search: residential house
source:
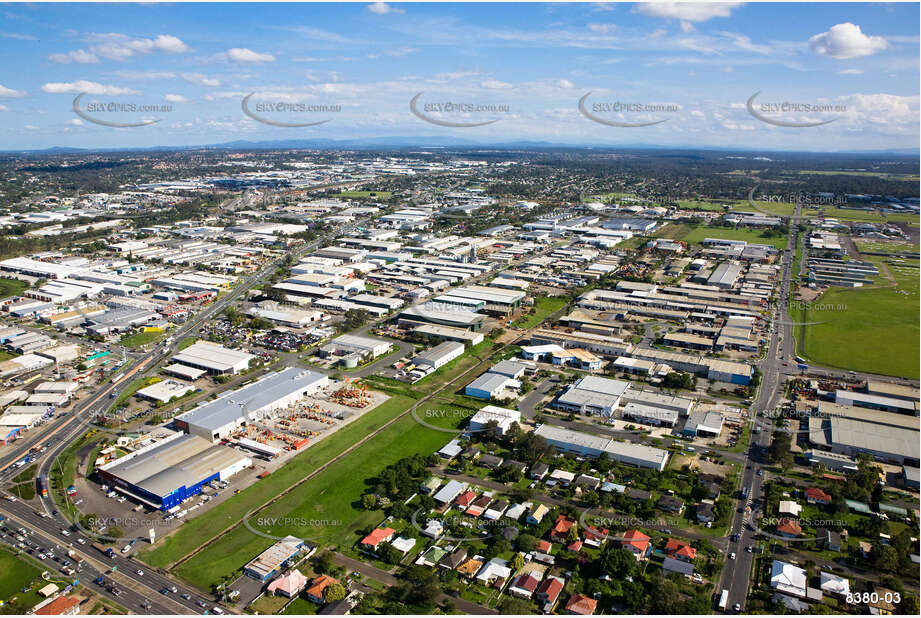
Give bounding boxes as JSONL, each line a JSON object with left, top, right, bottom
{"left": 805, "top": 487, "right": 832, "bottom": 505}
{"left": 777, "top": 518, "right": 802, "bottom": 539}
{"left": 305, "top": 574, "right": 340, "bottom": 604}
{"left": 359, "top": 527, "right": 396, "bottom": 552}
{"left": 565, "top": 593, "right": 598, "bottom": 615}
{"left": 438, "top": 548, "right": 468, "bottom": 571}
{"left": 657, "top": 495, "right": 684, "bottom": 513}
{"left": 696, "top": 502, "right": 715, "bottom": 523}
{"left": 536, "top": 575, "right": 565, "bottom": 613}
{"left": 527, "top": 503, "right": 550, "bottom": 525}
{"left": 551, "top": 515, "right": 577, "bottom": 542}
{"left": 664, "top": 538, "right": 697, "bottom": 562}
{"left": 530, "top": 462, "right": 549, "bottom": 479}
{"left": 268, "top": 570, "right": 309, "bottom": 598}
{"left": 620, "top": 529, "right": 652, "bottom": 560}
{"left": 509, "top": 573, "right": 542, "bottom": 599}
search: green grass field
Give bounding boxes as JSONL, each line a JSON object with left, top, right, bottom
{"left": 797, "top": 170, "right": 920, "bottom": 182}
{"left": 675, "top": 200, "right": 728, "bottom": 211}
{"left": 172, "top": 400, "right": 464, "bottom": 590}
{"left": 513, "top": 296, "right": 568, "bottom": 329}
{"left": 0, "top": 547, "right": 45, "bottom": 611}
{"left": 794, "top": 258, "right": 920, "bottom": 378}
{"left": 661, "top": 224, "right": 789, "bottom": 250}
{"left": 139, "top": 394, "right": 416, "bottom": 569}
{"left": 337, "top": 190, "right": 392, "bottom": 199}
{"left": 0, "top": 278, "right": 28, "bottom": 300}
{"left": 119, "top": 330, "right": 163, "bottom": 349}
{"left": 856, "top": 240, "right": 920, "bottom": 254}
{"left": 739, "top": 200, "right": 796, "bottom": 217}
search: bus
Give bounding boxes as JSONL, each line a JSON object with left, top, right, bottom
{"left": 794, "top": 355, "right": 806, "bottom": 364}
{"left": 38, "top": 473, "right": 48, "bottom": 498}
{"left": 718, "top": 589, "right": 729, "bottom": 611}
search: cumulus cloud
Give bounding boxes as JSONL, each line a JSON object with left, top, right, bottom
{"left": 0, "top": 84, "right": 27, "bottom": 98}
{"left": 164, "top": 93, "right": 188, "bottom": 103}
{"left": 226, "top": 48, "right": 275, "bottom": 63}
{"left": 838, "top": 68, "right": 864, "bottom": 75}
{"left": 368, "top": 2, "right": 404, "bottom": 15}
{"left": 49, "top": 33, "right": 189, "bottom": 64}
{"left": 40, "top": 80, "right": 139, "bottom": 95}
{"left": 809, "top": 23, "right": 887, "bottom": 59}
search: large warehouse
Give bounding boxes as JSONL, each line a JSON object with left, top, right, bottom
{"left": 808, "top": 416, "right": 920, "bottom": 466}
{"left": 175, "top": 367, "right": 329, "bottom": 441}
{"left": 97, "top": 433, "right": 251, "bottom": 511}
{"left": 172, "top": 341, "right": 256, "bottom": 375}
{"left": 534, "top": 424, "right": 669, "bottom": 471}
{"left": 554, "top": 376, "right": 630, "bottom": 416}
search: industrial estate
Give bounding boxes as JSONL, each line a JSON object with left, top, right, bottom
{"left": 0, "top": 2, "right": 918, "bottom": 617}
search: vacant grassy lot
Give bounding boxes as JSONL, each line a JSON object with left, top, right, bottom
{"left": 337, "top": 190, "right": 392, "bottom": 199}
{"left": 797, "top": 170, "right": 920, "bottom": 182}
{"left": 173, "top": 402, "right": 462, "bottom": 590}
{"left": 738, "top": 200, "right": 796, "bottom": 217}
{"left": 676, "top": 200, "right": 727, "bottom": 211}
{"left": 139, "top": 393, "right": 415, "bottom": 569}
{"left": 856, "top": 240, "right": 919, "bottom": 254}
{"left": 794, "top": 259, "right": 920, "bottom": 379}
{"left": 0, "top": 547, "right": 44, "bottom": 610}
{"left": 665, "top": 225, "right": 789, "bottom": 250}
{"left": 0, "top": 277, "right": 28, "bottom": 300}
{"left": 514, "top": 296, "right": 568, "bottom": 329}
{"left": 119, "top": 330, "right": 162, "bottom": 349}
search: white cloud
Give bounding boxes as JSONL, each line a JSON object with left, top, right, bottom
{"left": 636, "top": 2, "right": 742, "bottom": 23}
{"left": 838, "top": 68, "right": 864, "bottom": 75}
{"left": 554, "top": 78, "right": 575, "bottom": 89}
{"left": 0, "top": 105, "right": 8, "bottom": 111}
{"left": 50, "top": 33, "right": 189, "bottom": 64}
{"left": 182, "top": 73, "right": 221, "bottom": 87}
{"left": 164, "top": 94, "right": 188, "bottom": 103}
{"left": 48, "top": 49, "right": 99, "bottom": 64}
{"left": 226, "top": 48, "right": 275, "bottom": 63}
{"left": 1, "top": 31, "right": 36, "bottom": 40}
{"left": 40, "top": 80, "right": 139, "bottom": 95}
{"left": 809, "top": 23, "right": 887, "bottom": 59}
{"left": 0, "top": 84, "right": 27, "bottom": 98}
{"left": 587, "top": 23, "right": 614, "bottom": 35}
{"left": 68, "top": 118, "right": 84, "bottom": 126}
{"left": 368, "top": 2, "right": 404, "bottom": 15}
{"left": 117, "top": 70, "right": 177, "bottom": 80}
{"left": 481, "top": 79, "right": 513, "bottom": 89}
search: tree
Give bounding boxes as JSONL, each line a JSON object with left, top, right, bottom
{"left": 377, "top": 542, "right": 402, "bottom": 565}
{"left": 516, "top": 533, "right": 537, "bottom": 552}
{"left": 499, "top": 597, "right": 534, "bottom": 615}
{"left": 600, "top": 547, "right": 636, "bottom": 579}
{"left": 362, "top": 494, "right": 378, "bottom": 510}
{"left": 648, "top": 577, "right": 681, "bottom": 614}
{"left": 511, "top": 553, "right": 524, "bottom": 571}
{"left": 313, "top": 552, "right": 335, "bottom": 575}
{"left": 325, "top": 582, "right": 346, "bottom": 602}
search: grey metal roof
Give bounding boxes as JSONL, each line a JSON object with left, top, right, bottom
{"left": 177, "top": 367, "right": 327, "bottom": 432}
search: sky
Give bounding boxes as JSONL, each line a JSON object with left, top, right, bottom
{"left": 0, "top": 1, "right": 918, "bottom": 152}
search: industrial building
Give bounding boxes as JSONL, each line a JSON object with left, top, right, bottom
{"left": 175, "top": 367, "right": 329, "bottom": 441}
{"left": 172, "top": 341, "right": 256, "bottom": 375}
{"left": 397, "top": 305, "right": 485, "bottom": 331}
{"left": 243, "top": 536, "right": 305, "bottom": 581}
{"left": 834, "top": 389, "right": 919, "bottom": 415}
{"left": 465, "top": 371, "right": 521, "bottom": 401}
{"left": 413, "top": 341, "right": 465, "bottom": 370}
{"left": 682, "top": 410, "right": 725, "bottom": 438}
{"left": 412, "top": 324, "right": 484, "bottom": 346}
{"left": 468, "top": 405, "right": 521, "bottom": 435}
{"left": 135, "top": 380, "right": 196, "bottom": 405}
{"left": 534, "top": 424, "right": 669, "bottom": 471}
{"left": 97, "top": 432, "right": 252, "bottom": 511}
{"left": 808, "top": 416, "right": 920, "bottom": 466}
{"left": 554, "top": 376, "right": 630, "bottom": 416}
{"left": 322, "top": 334, "right": 392, "bottom": 360}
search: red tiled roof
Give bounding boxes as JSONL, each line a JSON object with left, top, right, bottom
{"left": 455, "top": 490, "right": 477, "bottom": 507}
{"left": 566, "top": 593, "right": 598, "bottom": 615}
{"left": 665, "top": 538, "right": 697, "bottom": 560}
{"left": 360, "top": 527, "right": 395, "bottom": 548}
{"left": 537, "top": 576, "right": 565, "bottom": 602}
{"left": 552, "top": 514, "right": 576, "bottom": 537}
{"left": 567, "top": 540, "right": 583, "bottom": 552}
{"left": 35, "top": 597, "right": 81, "bottom": 616}
{"left": 621, "top": 529, "right": 650, "bottom": 552}
{"left": 535, "top": 539, "right": 553, "bottom": 553}
{"left": 805, "top": 487, "right": 832, "bottom": 502}
{"left": 777, "top": 518, "right": 802, "bottom": 536}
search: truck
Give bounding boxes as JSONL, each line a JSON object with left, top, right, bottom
{"left": 718, "top": 589, "right": 729, "bottom": 611}
{"left": 66, "top": 549, "right": 84, "bottom": 566}
{"left": 92, "top": 542, "right": 115, "bottom": 559}
{"left": 797, "top": 363, "right": 809, "bottom": 372}
{"left": 38, "top": 474, "right": 48, "bottom": 498}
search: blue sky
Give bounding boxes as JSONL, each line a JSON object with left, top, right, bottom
{"left": 0, "top": 2, "right": 918, "bottom": 151}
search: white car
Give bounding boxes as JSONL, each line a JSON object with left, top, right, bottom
{"left": 60, "top": 529, "right": 70, "bottom": 536}
{"left": 729, "top": 552, "right": 736, "bottom": 560}
{"left": 136, "top": 569, "right": 144, "bottom": 576}
{"left": 76, "top": 538, "right": 86, "bottom": 545}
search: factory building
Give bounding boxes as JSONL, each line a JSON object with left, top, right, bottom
{"left": 534, "top": 424, "right": 669, "bottom": 471}
{"left": 175, "top": 368, "right": 328, "bottom": 442}
{"left": 413, "top": 341, "right": 465, "bottom": 370}
{"left": 172, "top": 341, "right": 256, "bottom": 375}
{"left": 97, "top": 433, "right": 252, "bottom": 511}
{"left": 554, "top": 376, "right": 630, "bottom": 416}
{"left": 469, "top": 405, "right": 521, "bottom": 435}
{"left": 808, "top": 416, "right": 920, "bottom": 466}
